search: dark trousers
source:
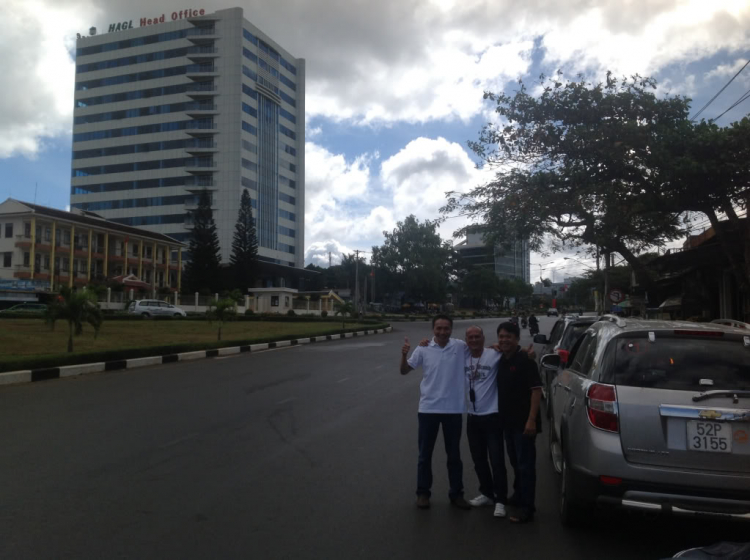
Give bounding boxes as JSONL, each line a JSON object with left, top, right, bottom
{"left": 505, "top": 430, "right": 537, "bottom": 513}
{"left": 417, "top": 413, "right": 463, "bottom": 499}
{"left": 467, "top": 413, "right": 507, "bottom": 504}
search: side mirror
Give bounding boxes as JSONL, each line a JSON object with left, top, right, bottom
{"left": 533, "top": 334, "right": 548, "bottom": 344}
{"left": 540, "top": 353, "right": 561, "bottom": 370}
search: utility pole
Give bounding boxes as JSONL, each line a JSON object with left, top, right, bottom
{"left": 363, "top": 271, "right": 367, "bottom": 314}
{"left": 371, "top": 271, "right": 375, "bottom": 303}
{"left": 603, "top": 251, "right": 611, "bottom": 314}
{"left": 354, "top": 249, "right": 360, "bottom": 317}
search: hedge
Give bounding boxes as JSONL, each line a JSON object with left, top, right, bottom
{"left": 0, "top": 322, "right": 390, "bottom": 373}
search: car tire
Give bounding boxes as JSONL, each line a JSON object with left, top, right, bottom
{"left": 141, "top": 312, "right": 150, "bottom": 318}
{"left": 549, "top": 426, "right": 562, "bottom": 474}
{"left": 174, "top": 313, "right": 182, "bottom": 318}
{"left": 560, "top": 453, "right": 586, "bottom": 527}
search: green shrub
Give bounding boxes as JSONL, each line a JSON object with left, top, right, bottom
{"left": 321, "top": 310, "right": 328, "bottom": 317}
{"left": 287, "top": 309, "right": 296, "bottom": 316}
{"left": 244, "top": 309, "right": 255, "bottom": 316}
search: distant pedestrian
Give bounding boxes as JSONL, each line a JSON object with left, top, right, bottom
{"left": 495, "top": 321, "right": 543, "bottom": 523}
{"left": 400, "top": 315, "right": 471, "bottom": 510}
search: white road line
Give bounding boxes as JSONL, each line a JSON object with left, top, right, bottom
{"left": 337, "top": 377, "right": 350, "bottom": 383}
{"left": 276, "top": 397, "right": 296, "bottom": 405}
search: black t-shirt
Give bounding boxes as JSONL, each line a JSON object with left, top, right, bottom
{"left": 497, "top": 347, "right": 543, "bottom": 434}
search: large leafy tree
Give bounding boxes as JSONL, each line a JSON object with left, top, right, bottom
{"left": 460, "top": 267, "right": 502, "bottom": 307}
{"left": 443, "top": 73, "right": 691, "bottom": 290}
{"left": 184, "top": 189, "right": 222, "bottom": 293}
{"left": 371, "top": 215, "right": 453, "bottom": 303}
{"left": 229, "top": 189, "right": 259, "bottom": 290}
{"left": 45, "top": 287, "right": 103, "bottom": 353}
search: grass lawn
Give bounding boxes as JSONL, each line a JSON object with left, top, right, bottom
{"left": 0, "top": 319, "right": 376, "bottom": 360}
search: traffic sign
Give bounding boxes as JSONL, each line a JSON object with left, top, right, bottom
{"left": 609, "top": 289, "right": 625, "bottom": 303}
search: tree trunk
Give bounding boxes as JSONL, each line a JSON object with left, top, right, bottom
{"left": 68, "top": 323, "right": 74, "bottom": 353}
{"left": 218, "top": 324, "right": 222, "bottom": 341}
{"left": 607, "top": 239, "right": 657, "bottom": 303}
{"left": 705, "top": 208, "right": 750, "bottom": 296}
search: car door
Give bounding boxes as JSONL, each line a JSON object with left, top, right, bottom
{"left": 552, "top": 332, "right": 596, "bottom": 443}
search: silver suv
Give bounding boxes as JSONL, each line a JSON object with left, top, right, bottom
{"left": 541, "top": 316, "right": 750, "bottom": 525}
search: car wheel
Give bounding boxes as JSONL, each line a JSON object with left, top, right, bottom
{"left": 174, "top": 313, "right": 182, "bottom": 318}
{"left": 560, "top": 454, "right": 586, "bottom": 527}
{"left": 141, "top": 312, "right": 150, "bottom": 318}
{"left": 549, "top": 427, "right": 562, "bottom": 474}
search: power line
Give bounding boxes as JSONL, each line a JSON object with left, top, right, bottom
{"left": 691, "top": 57, "right": 750, "bottom": 121}
{"left": 711, "top": 86, "right": 750, "bottom": 122}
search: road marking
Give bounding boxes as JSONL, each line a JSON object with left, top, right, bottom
{"left": 337, "top": 377, "right": 350, "bottom": 383}
{"left": 276, "top": 397, "right": 296, "bottom": 405}
{"left": 216, "top": 355, "right": 239, "bottom": 360}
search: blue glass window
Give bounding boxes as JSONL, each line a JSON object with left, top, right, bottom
{"left": 280, "top": 58, "right": 297, "bottom": 75}
{"left": 279, "top": 175, "right": 296, "bottom": 189}
{"left": 241, "top": 177, "right": 257, "bottom": 190}
{"left": 109, "top": 214, "right": 187, "bottom": 226}
{"left": 241, "top": 102, "right": 257, "bottom": 118}
{"left": 74, "top": 101, "right": 214, "bottom": 125}
{"left": 76, "top": 65, "right": 188, "bottom": 91}
{"left": 76, "top": 82, "right": 202, "bottom": 108}
{"left": 72, "top": 157, "right": 200, "bottom": 177}
{"left": 242, "top": 65, "right": 257, "bottom": 82}
{"left": 243, "top": 29, "right": 259, "bottom": 45}
{"left": 282, "top": 144, "right": 296, "bottom": 157}
{"left": 242, "top": 121, "right": 258, "bottom": 136}
{"left": 279, "top": 74, "right": 296, "bottom": 92}
{"left": 258, "top": 58, "right": 279, "bottom": 78}
{"left": 278, "top": 209, "right": 296, "bottom": 222}
{"left": 72, "top": 194, "right": 193, "bottom": 211}
{"left": 70, "top": 176, "right": 189, "bottom": 195}
{"left": 73, "top": 119, "right": 214, "bottom": 142}
{"left": 76, "top": 29, "right": 193, "bottom": 57}
{"left": 279, "top": 125, "right": 296, "bottom": 140}
{"left": 279, "top": 108, "right": 296, "bottom": 124}
{"left": 278, "top": 243, "right": 295, "bottom": 254}
{"left": 242, "top": 47, "right": 258, "bottom": 64}
{"left": 77, "top": 47, "right": 189, "bottom": 74}
{"left": 278, "top": 226, "right": 296, "bottom": 238}
{"left": 242, "top": 84, "right": 257, "bottom": 99}
{"left": 241, "top": 158, "right": 258, "bottom": 172}
{"left": 279, "top": 91, "right": 296, "bottom": 108}
{"left": 279, "top": 193, "right": 296, "bottom": 205}
{"left": 242, "top": 139, "right": 257, "bottom": 154}
{"left": 279, "top": 160, "right": 296, "bottom": 173}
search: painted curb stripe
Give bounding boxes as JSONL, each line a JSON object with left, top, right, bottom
{"left": 31, "top": 368, "right": 60, "bottom": 382}
{"left": 0, "top": 326, "right": 391, "bottom": 386}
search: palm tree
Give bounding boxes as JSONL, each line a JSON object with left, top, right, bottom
{"left": 208, "top": 298, "right": 237, "bottom": 341}
{"left": 334, "top": 301, "right": 354, "bottom": 330}
{"left": 45, "top": 287, "right": 103, "bottom": 353}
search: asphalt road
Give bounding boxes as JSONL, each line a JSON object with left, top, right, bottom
{"left": 1, "top": 316, "right": 746, "bottom": 559}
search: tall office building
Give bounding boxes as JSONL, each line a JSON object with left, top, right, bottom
{"left": 455, "top": 231, "right": 531, "bottom": 283}
{"left": 71, "top": 7, "right": 305, "bottom": 269}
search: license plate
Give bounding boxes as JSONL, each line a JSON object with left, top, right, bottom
{"left": 686, "top": 421, "right": 732, "bottom": 453}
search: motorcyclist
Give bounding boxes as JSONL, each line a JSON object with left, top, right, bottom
{"left": 528, "top": 313, "right": 539, "bottom": 335}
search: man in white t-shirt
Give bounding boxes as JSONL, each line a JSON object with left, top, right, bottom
{"left": 400, "top": 314, "right": 471, "bottom": 510}
{"left": 463, "top": 326, "right": 508, "bottom": 518}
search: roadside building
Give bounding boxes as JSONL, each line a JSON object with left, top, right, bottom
{"left": 455, "top": 230, "right": 531, "bottom": 282}
{"left": 0, "top": 199, "right": 184, "bottom": 305}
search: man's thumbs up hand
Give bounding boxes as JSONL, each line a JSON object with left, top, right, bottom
{"left": 402, "top": 337, "right": 411, "bottom": 356}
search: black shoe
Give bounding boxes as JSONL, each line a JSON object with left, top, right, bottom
{"left": 450, "top": 496, "right": 471, "bottom": 510}
{"left": 416, "top": 495, "right": 430, "bottom": 509}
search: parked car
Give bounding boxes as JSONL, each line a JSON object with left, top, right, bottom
{"left": 0, "top": 303, "right": 48, "bottom": 314}
{"left": 711, "top": 318, "right": 750, "bottom": 330}
{"left": 534, "top": 314, "right": 599, "bottom": 406}
{"left": 548, "top": 308, "right": 559, "bottom": 317}
{"left": 127, "top": 300, "right": 186, "bottom": 318}
{"left": 542, "top": 316, "right": 750, "bottom": 526}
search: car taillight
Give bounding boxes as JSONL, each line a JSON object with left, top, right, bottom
{"left": 557, "top": 348, "right": 570, "bottom": 365}
{"left": 586, "top": 383, "right": 619, "bottom": 433}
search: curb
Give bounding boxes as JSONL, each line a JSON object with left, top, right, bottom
{"left": 0, "top": 327, "right": 393, "bottom": 387}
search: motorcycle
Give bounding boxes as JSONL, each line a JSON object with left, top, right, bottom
{"left": 521, "top": 318, "right": 528, "bottom": 329}
{"left": 529, "top": 323, "right": 539, "bottom": 336}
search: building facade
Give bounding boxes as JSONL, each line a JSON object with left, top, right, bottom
{"left": 455, "top": 231, "right": 531, "bottom": 283}
{"left": 0, "top": 199, "right": 184, "bottom": 302}
{"left": 70, "top": 7, "right": 305, "bottom": 268}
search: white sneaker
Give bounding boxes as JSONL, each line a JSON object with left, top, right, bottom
{"left": 494, "top": 503, "right": 507, "bottom": 518}
{"left": 469, "top": 494, "right": 493, "bottom": 507}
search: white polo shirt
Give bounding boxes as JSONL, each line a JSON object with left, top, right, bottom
{"left": 407, "top": 338, "right": 469, "bottom": 414}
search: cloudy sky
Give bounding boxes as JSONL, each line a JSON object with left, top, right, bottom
{"left": 1, "top": 0, "right": 749, "bottom": 279}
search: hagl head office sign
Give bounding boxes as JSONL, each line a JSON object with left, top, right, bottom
{"left": 108, "top": 9, "right": 205, "bottom": 33}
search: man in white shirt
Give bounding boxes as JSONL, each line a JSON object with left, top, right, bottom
{"left": 400, "top": 314, "right": 471, "bottom": 510}
{"left": 463, "top": 326, "right": 508, "bottom": 518}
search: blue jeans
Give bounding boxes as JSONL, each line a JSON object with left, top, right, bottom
{"left": 417, "top": 413, "right": 463, "bottom": 499}
{"left": 505, "top": 431, "right": 537, "bottom": 514}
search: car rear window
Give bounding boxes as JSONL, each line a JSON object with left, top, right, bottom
{"left": 612, "top": 337, "right": 750, "bottom": 391}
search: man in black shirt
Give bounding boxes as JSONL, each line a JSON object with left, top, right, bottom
{"left": 496, "top": 321, "right": 542, "bottom": 523}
